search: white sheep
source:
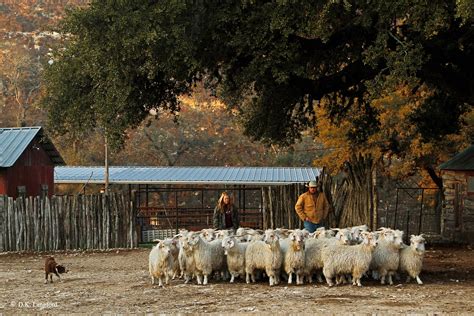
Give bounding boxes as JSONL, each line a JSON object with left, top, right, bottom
{"left": 200, "top": 228, "right": 217, "bottom": 242}
{"left": 282, "top": 229, "right": 306, "bottom": 285}
{"left": 321, "top": 231, "right": 378, "bottom": 287}
{"left": 149, "top": 240, "right": 172, "bottom": 287}
{"left": 178, "top": 232, "right": 196, "bottom": 283}
{"left": 370, "top": 229, "right": 404, "bottom": 285}
{"left": 399, "top": 234, "right": 426, "bottom": 285}
{"left": 221, "top": 236, "right": 248, "bottom": 283}
{"left": 303, "top": 229, "right": 351, "bottom": 284}
{"left": 161, "top": 237, "right": 181, "bottom": 279}
{"left": 186, "top": 231, "right": 225, "bottom": 285}
{"left": 245, "top": 229, "right": 282, "bottom": 286}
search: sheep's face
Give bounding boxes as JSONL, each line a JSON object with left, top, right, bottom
{"left": 200, "top": 229, "right": 215, "bottom": 242}
{"left": 336, "top": 229, "right": 351, "bottom": 245}
{"left": 290, "top": 231, "right": 305, "bottom": 251}
{"left": 361, "top": 232, "right": 377, "bottom": 248}
{"left": 216, "top": 229, "right": 231, "bottom": 240}
{"left": 393, "top": 230, "right": 404, "bottom": 248}
{"left": 187, "top": 233, "right": 201, "bottom": 246}
{"left": 221, "top": 237, "right": 235, "bottom": 249}
{"left": 158, "top": 243, "right": 171, "bottom": 257}
{"left": 263, "top": 230, "right": 279, "bottom": 244}
{"left": 410, "top": 235, "right": 426, "bottom": 253}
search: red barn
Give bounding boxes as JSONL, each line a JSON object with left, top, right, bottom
{"left": 0, "top": 127, "right": 64, "bottom": 198}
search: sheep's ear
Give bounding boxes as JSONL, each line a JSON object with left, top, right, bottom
{"left": 290, "top": 233, "right": 296, "bottom": 241}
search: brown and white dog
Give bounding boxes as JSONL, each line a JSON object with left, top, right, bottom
{"left": 44, "top": 257, "right": 67, "bottom": 284}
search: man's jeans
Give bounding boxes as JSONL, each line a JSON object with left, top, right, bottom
{"left": 304, "top": 221, "right": 323, "bottom": 233}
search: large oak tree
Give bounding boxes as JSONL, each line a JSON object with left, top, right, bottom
{"left": 42, "top": 1, "right": 473, "bottom": 186}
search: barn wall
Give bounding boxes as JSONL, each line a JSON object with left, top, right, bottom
{"left": 441, "top": 170, "right": 474, "bottom": 243}
{"left": 0, "top": 169, "right": 7, "bottom": 195}
{"left": 4, "top": 138, "right": 55, "bottom": 198}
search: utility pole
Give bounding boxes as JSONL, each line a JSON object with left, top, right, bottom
{"left": 104, "top": 133, "right": 109, "bottom": 195}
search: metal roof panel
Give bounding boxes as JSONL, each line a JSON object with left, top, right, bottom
{"left": 55, "top": 166, "right": 321, "bottom": 185}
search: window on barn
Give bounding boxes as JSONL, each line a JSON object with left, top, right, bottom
{"left": 468, "top": 176, "right": 474, "bottom": 193}
{"left": 17, "top": 186, "right": 26, "bottom": 198}
{"left": 41, "top": 184, "right": 48, "bottom": 198}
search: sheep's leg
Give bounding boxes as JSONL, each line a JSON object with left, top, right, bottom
{"left": 196, "top": 274, "right": 202, "bottom": 285}
{"left": 317, "top": 272, "right": 324, "bottom": 283}
{"left": 246, "top": 272, "right": 251, "bottom": 284}
{"left": 230, "top": 274, "right": 235, "bottom": 283}
{"left": 165, "top": 273, "right": 170, "bottom": 285}
{"left": 288, "top": 272, "right": 293, "bottom": 284}
{"left": 203, "top": 274, "right": 209, "bottom": 285}
{"left": 45, "top": 272, "right": 49, "bottom": 284}
{"left": 151, "top": 276, "right": 155, "bottom": 285}
{"left": 158, "top": 277, "right": 163, "bottom": 287}
{"left": 269, "top": 275, "right": 274, "bottom": 286}
{"left": 50, "top": 274, "right": 53, "bottom": 283}
{"left": 405, "top": 276, "right": 411, "bottom": 283}
{"left": 296, "top": 274, "right": 302, "bottom": 285}
{"left": 336, "top": 275, "right": 344, "bottom": 285}
{"left": 380, "top": 270, "right": 387, "bottom": 285}
{"left": 251, "top": 272, "right": 256, "bottom": 283}
{"left": 308, "top": 274, "right": 313, "bottom": 284}
{"left": 415, "top": 275, "right": 423, "bottom": 285}
{"left": 324, "top": 272, "right": 334, "bottom": 287}
{"left": 388, "top": 272, "right": 394, "bottom": 285}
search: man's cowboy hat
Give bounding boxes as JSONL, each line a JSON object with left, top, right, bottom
{"left": 306, "top": 180, "right": 318, "bottom": 188}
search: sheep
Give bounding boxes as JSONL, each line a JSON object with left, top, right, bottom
{"left": 303, "top": 229, "right": 351, "bottom": 284}
{"left": 178, "top": 233, "right": 196, "bottom": 284}
{"left": 186, "top": 231, "right": 226, "bottom": 285}
{"left": 236, "top": 228, "right": 263, "bottom": 242}
{"left": 245, "top": 229, "right": 282, "bottom": 286}
{"left": 399, "top": 234, "right": 426, "bottom": 285}
{"left": 155, "top": 237, "right": 180, "bottom": 279}
{"left": 149, "top": 240, "right": 172, "bottom": 287}
{"left": 349, "top": 225, "right": 369, "bottom": 244}
{"left": 370, "top": 229, "right": 404, "bottom": 285}
{"left": 44, "top": 257, "right": 68, "bottom": 284}
{"left": 200, "top": 228, "right": 217, "bottom": 242}
{"left": 221, "top": 236, "right": 248, "bottom": 283}
{"left": 216, "top": 229, "right": 234, "bottom": 240}
{"left": 321, "top": 231, "right": 378, "bottom": 287}
{"left": 281, "top": 229, "right": 306, "bottom": 285}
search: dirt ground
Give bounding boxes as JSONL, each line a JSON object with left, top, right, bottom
{"left": 0, "top": 245, "right": 473, "bottom": 314}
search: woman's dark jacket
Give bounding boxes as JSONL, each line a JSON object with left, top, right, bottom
{"left": 213, "top": 205, "right": 239, "bottom": 230}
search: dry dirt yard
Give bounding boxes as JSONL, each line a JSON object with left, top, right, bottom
{"left": 1, "top": 245, "right": 473, "bottom": 314}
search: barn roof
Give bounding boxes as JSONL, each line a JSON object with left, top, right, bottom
{"left": 439, "top": 144, "right": 474, "bottom": 171}
{"left": 54, "top": 166, "right": 321, "bottom": 185}
{"left": 0, "top": 127, "right": 65, "bottom": 167}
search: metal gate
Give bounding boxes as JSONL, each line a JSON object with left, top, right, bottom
{"left": 134, "top": 185, "right": 264, "bottom": 242}
{"left": 377, "top": 187, "right": 441, "bottom": 240}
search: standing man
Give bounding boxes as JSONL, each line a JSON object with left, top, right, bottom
{"left": 295, "top": 180, "right": 330, "bottom": 233}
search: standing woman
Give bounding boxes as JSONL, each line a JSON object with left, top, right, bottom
{"left": 213, "top": 192, "right": 239, "bottom": 231}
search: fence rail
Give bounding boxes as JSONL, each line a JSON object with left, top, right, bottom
{"left": 0, "top": 193, "right": 137, "bottom": 252}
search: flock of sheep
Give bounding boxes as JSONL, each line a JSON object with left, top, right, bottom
{"left": 148, "top": 225, "right": 426, "bottom": 288}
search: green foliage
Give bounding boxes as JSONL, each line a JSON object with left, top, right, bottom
{"left": 42, "top": 0, "right": 473, "bottom": 167}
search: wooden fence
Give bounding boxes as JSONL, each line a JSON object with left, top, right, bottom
{"left": 0, "top": 193, "right": 137, "bottom": 252}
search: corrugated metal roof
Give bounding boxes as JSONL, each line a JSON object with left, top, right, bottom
{"left": 54, "top": 166, "right": 321, "bottom": 185}
{"left": 439, "top": 145, "right": 474, "bottom": 171}
{"left": 0, "top": 127, "right": 65, "bottom": 167}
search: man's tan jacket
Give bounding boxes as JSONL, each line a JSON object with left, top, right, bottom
{"left": 295, "top": 191, "right": 330, "bottom": 224}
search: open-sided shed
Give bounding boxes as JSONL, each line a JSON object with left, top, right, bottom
{"left": 55, "top": 166, "right": 320, "bottom": 241}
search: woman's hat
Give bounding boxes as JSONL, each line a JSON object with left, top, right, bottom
{"left": 306, "top": 180, "right": 318, "bottom": 188}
